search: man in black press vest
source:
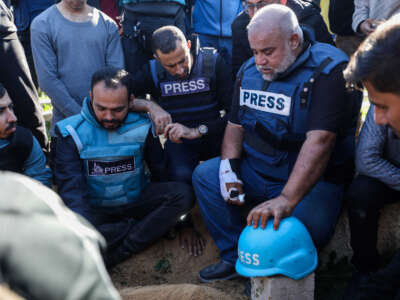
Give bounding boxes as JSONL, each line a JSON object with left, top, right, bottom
{"left": 0, "top": 83, "right": 51, "bottom": 187}
{"left": 130, "top": 25, "right": 233, "bottom": 256}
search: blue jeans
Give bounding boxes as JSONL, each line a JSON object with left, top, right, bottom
{"left": 197, "top": 34, "right": 232, "bottom": 64}
{"left": 192, "top": 157, "right": 344, "bottom": 264}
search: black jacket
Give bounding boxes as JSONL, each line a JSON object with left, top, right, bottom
{"left": 328, "top": 0, "right": 355, "bottom": 36}
{"left": 231, "top": 0, "right": 334, "bottom": 79}
{"left": 0, "top": 0, "right": 16, "bottom": 38}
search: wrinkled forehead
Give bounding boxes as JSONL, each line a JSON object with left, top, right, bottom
{"left": 157, "top": 41, "right": 188, "bottom": 65}
{"left": 249, "top": 27, "right": 284, "bottom": 47}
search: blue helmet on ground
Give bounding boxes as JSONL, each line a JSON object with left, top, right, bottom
{"left": 235, "top": 216, "right": 318, "bottom": 280}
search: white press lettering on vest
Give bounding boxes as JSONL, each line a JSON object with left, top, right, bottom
{"left": 240, "top": 88, "right": 291, "bottom": 116}
{"left": 160, "top": 77, "right": 210, "bottom": 97}
{"left": 87, "top": 158, "right": 135, "bottom": 176}
{"left": 238, "top": 250, "right": 260, "bottom": 266}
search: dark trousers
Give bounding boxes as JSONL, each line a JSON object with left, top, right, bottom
{"left": 347, "top": 175, "right": 400, "bottom": 272}
{"left": 164, "top": 134, "right": 222, "bottom": 184}
{"left": 94, "top": 182, "right": 194, "bottom": 255}
{"left": 0, "top": 35, "right": 48, "bottom": 150}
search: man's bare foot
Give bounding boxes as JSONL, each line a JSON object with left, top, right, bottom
{"left": 179, "top": 227, "right": 206, "bottom": 256}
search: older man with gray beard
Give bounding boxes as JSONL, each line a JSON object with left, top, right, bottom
{"left": 192, "top": 4, "right": 362, "bottom": 282}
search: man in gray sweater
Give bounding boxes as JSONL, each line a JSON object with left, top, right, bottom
{"left": 31, "top": 0, "right": 124, "bottom": 156}
{"left": 344, "top": 16, "right": 400, "bottom": 300}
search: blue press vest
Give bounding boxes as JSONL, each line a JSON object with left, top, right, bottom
{"left": 239, "top": 42, "right": 351, "bottom": 181}
{"left": 150, "top": 48, "right": 220, "bottom": 128}
{"left": 57, "top": 98, "right": 151, "bottom": 208}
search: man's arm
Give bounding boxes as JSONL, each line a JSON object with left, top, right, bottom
{"left": 248, "top": 62, "right": 352, "bottom": 229}
{"left": 23, "top": 136, "right": 52, "bottom": 187}
{"left": 221, "top": 122, "right": 244, "bottom": 159}
{"left": 129, "top": 64, "right": 172, "bottom": 135}
{"left": 352, "top": 0, "right": 371, "bottom": 33}
{"left": 54, "top": 133, "right": 95, "bottom": 224}
{"left": 104, "top": 16, "right": 125, "bottom": 69}
{"left": 247, "top": 130, "right": 336, "bottom": 229}
{"left": 356, "top": 106, "right": 400, "bottom": 191}
{"left": 30, "top": 20, "right": 81, "bottom": 117}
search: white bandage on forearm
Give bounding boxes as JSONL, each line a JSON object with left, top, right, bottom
{"left": 219, "top": 159, "right": 243, "bottom": 202}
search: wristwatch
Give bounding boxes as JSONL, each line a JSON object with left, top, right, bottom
{"left": 198, "top": 124, "right": 208, "bottom": 136}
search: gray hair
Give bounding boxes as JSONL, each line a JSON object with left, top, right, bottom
{"left": 247, "top": 4, "right": 303, "bottom": 45}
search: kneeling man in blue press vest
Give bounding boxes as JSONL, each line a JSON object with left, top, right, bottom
{"left": 192, "top": 4, "right": 362, "bottom": 282}
{"left": 54, "top": 67, "right": 194, "bottom": 269}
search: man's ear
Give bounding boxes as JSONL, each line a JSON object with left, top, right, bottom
{"left": 289, "top": 33, "right": 300, "bottom": 50}
{"left": 187, "top": 40, "right": 191, "bottom": 50}
{"left": 89, "top": 91, "right": 93, "bottom": 101}
{"left": 128, "top": 94, "right": 135, "bottom": 109}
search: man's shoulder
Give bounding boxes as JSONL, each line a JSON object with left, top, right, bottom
{"left": 232, "top": 11, "right": 250, "bottom": 30}
{"left": 96, "top": 7, "right": 119, "bottom": 29}
{"left": 56, "top": 114, "right": 85, "bottom": 138}
{"left": 31, "top": 4, "right": 57, "bottom": 28}
{"left": 287, "top": 0, "right": 320, "bottom": 18}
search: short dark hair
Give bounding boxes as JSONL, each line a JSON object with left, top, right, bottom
{"left": 0, "top": 83, "right": 6, "bottom": 98}
{"left": 151, "top": 25, "right": 186, "bottom": 54}
{"left": 91, "top": 67, "right": 133, "bottom": 96}
{"left": 344, "top": 17, "right": 400, "bottom": 95}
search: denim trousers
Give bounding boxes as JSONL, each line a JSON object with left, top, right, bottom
{"left": 192, "top": 156, "right": 344, "bottom": 264}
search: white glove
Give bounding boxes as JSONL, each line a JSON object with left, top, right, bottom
{"left": 219, "top": 159, "right": 245, "bottom": 203}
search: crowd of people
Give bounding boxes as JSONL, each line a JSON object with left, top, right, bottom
{"left": 1, "top": 0, "right": 400, "bottom": 299}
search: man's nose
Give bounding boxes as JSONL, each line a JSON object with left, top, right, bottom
{"left": 7, "top": 109, "right": 17, "bottom": 123}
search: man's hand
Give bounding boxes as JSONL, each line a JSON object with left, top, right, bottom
{"left": 148, "top": 103, "right": 172, "bottom": 135}
{"left": 164, "top": 123, "right": 201, "bottom": 143}
{"left": 247, "top": 195, "right": 295, "bottom": 230}
{"left": 179, "top": 227, "right": 206, "bottom": 257}
{"left": 359, "top": 19, "right": 383, "bottom": 35}
{"left": 129, "top": 98, "right": 172, "bottom": 135}
{"left": 219, "top": 159, "right": 245, "bottom": 206}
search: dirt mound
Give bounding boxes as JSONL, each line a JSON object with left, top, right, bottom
{"left": 120, "top": 284, "right": 231, "bottom": 300}
{"left": 110, "top": 206, "right": 248, "bottom": 300}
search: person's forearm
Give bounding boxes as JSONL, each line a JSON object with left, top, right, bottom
{"left": 130, "top": 98, "right": 155, "bottom": 113}
{"left": 221, "top": 122, "right": 244, "bottom": 159}
{"left": 352, "top": 0, "right": 369, "bottom": 33}
{"left": 280, "top": 130, "right": 336, "bottom": 205}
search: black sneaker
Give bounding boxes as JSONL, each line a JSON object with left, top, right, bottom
{"left": 198, "top": 260, "right": 238, "bottom": 283}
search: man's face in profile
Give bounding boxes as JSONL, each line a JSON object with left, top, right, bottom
{"left": 365, "top": 81, "right": 400, "bottom": 137}
{"left": 0, "top": 92, "right": 17, "bottom": 139}
{"left": 155, "top": 40, "right": 192, "bottom": 80}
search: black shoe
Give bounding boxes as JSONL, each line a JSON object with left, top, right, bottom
{"left": 198, "top": 260, "right": 238, "bottom": 283}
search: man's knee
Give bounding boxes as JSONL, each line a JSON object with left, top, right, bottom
{"left": 192, "top": 157, "right": 220, "bottom": 188}
{"left": 346, "top": 176, "right": 384, "bottom": 215}
{"left": 169, "top": 182, "right": 195, "bottom": 213}
{"left": 168, "top": 166, "right": 193, "bottom": 184}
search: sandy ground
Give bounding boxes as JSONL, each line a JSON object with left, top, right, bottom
{"left": 110, "top": 206, "right": 249, "bottom": 299}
